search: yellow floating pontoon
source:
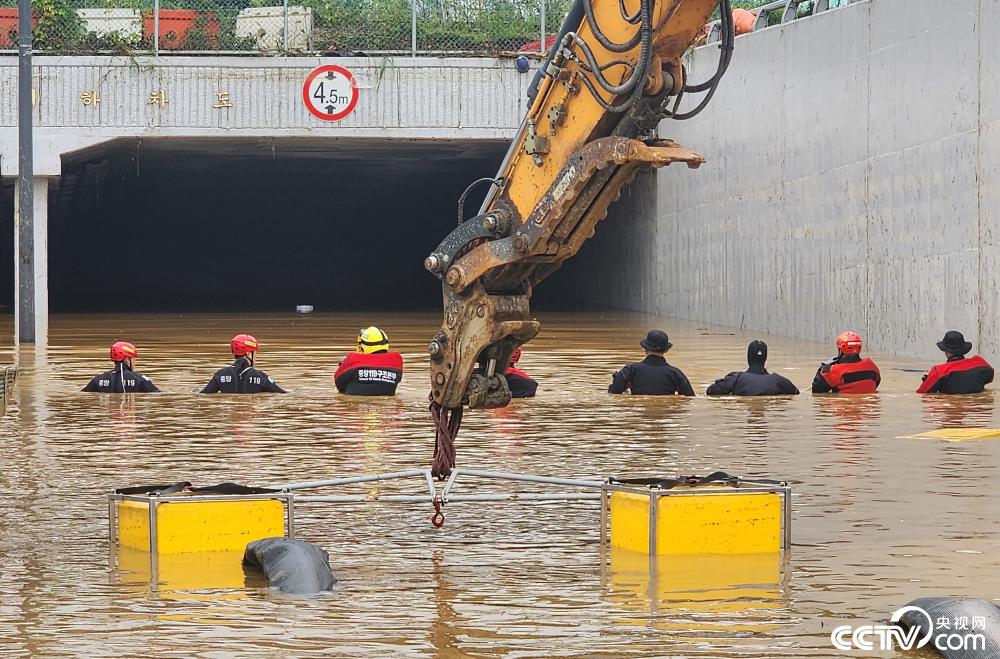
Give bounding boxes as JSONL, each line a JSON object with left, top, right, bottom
{"left": 601, "top": 472, "right": 791, "bottom": 556}
{"left": 108, "top": 483, "right": 292, "bottom": 555}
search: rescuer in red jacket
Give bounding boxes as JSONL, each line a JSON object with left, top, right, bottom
{"left": 917, "top": 331, "right": 994, "bottom": 394}
{"left": 811, "top": 331, "right": 881, "bottom": 394}
{"left": 334, "top": 326, "right": 403, "bottom": 396}
{"left": 505, "top": 347, "right": 538, "bottom": 398}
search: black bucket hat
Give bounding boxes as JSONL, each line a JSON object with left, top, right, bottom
{"left": 640, "top": 330, "right": 672, "bottom": 352}
{"left": 937, "top": 330, "right": 972, "bottom": 355}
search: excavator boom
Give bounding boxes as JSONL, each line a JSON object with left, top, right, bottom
{"left": 425, "top": 0, "right": 735, "bottom": 477}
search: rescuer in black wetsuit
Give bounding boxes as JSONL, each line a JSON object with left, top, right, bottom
{"left": 83, "top": 341, "right": 160, "bottom": 393}
{"left": 505, "top": 347, "right": 538, "bottom": 398}
{"left": 706, "top": 340, "right": 800, "bottom": 396}
{"left": 917, "top": 331, "right": 995, "bottom": 394}
{"left": 201, "top": 334, "right": 286, "bottom": 394}
{"left": 609, "top": 330, "right": 694, "bottom": 396}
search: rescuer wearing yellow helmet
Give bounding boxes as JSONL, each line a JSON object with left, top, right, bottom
{"left": 334, "top": 326, "right": 404, "bottom": 395}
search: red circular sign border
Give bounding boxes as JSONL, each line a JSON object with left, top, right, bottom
{"left": 302, "top": 64, "right": 360, "bottom": 122}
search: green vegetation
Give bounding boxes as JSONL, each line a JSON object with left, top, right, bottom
{"left": 302, "top": 0, "right": 573, "bottom": 53}
{"left": 33, "top": 0, "right": 86, "bottom": 48}
{"left": 0, "top": 0, "right": 851, "bottom": 54}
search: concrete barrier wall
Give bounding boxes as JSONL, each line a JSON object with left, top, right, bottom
{"left": 567, "top": 0, "right": 999, "bottom": 360}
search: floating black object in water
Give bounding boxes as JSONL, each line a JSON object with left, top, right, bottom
{"left": 243, "top": 537, "right": 337, "bottom": 595}
{"left": 897, "top": 597, "right": 1000, "bottom": 659}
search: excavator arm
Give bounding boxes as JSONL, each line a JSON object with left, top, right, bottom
{"left": 425, "top": 0, "right": 736, "bottom": 477}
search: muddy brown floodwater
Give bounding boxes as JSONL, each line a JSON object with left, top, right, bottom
{"left": 1, "top": 311, "right": 998, "bottom": 657}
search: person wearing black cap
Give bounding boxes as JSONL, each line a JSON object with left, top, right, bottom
{"left": 706, "top": 340, "right": 800, "bottom": 396}
{"left": 916, "top": 331, "right": 994, "bottom": 394}
{"left": 608, "top": 330, "right": 695, "bottom": 396}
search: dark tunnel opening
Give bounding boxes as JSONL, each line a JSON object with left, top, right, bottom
{"left": 3, "top": 136, "right": 627, "bottom": 315}
{"left": 47, "top": 138, "right": 518, "bottom": 313}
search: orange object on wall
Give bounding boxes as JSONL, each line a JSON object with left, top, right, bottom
{"left": 143, "top": 9, "right": 220, "bottom": 50}
{"left": 0, "top": 8, "right": 37, "bottom": 49}
{"left": 732, "top": 8, "right": 756, "bottom": 34}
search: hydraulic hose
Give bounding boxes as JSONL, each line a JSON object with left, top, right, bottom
{"left": 573, "top": 0, "right": 655, "bottom": 113}
{"left": 619, "top": 0, "right": 641, "bottom": 24}
{"left": 457, "top": 177, "right": 502, "bottom": 225}
{"left": 568, "top": 33, "right": 644, "bottom": 96}
{"left": 583, "top": 0, "right": 642, "bottom": 53}
{"left": 669, "top": 0, "right": 734, "bottom": 120}
{"left": 684, "top": 0, "right": 734, "bottom": 93}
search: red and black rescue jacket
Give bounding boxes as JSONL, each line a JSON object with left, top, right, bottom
{"left": 505, "top": 367, "right": 538, "bottom": 398}
{"left": 334, "top": 351, "right": 403, "bottom": 396}
{"left": 811, "top": 354, "right": 881, "bottom": 394}
{"left": 917, "top": 354, "right": 994, "bottom": 394}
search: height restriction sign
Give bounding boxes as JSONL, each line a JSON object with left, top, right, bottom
{"left": 302, "top": 64, "right": 360, "bottom": 121}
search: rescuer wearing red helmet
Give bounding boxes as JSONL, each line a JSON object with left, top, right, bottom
{"left": 82, "top": 341, "right": 160, "bottom": 393}
{"left": 504, "top": 347, "right": 538, "bottom": 398}
{"left": 811, "top": 331, "right": 881, "bottom": 394}
{"left": 334, "top": 326, "right": 403, "bottom": 395}
{"left": 201, "top": 334, "right": 286, "bottom": 394}
{"left": 916, "top": 331, "right": 995, "bottom": 394}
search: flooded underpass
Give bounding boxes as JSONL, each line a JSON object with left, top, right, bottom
{"left": 9, "top": 137, "right": 513, "bottom": 312}
{"left": 1, "top": 311, "right": 997, "bottom": 657}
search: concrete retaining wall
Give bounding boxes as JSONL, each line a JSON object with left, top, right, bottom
{"left": 570, "top": 0, "right": 1000, "bottom": 360}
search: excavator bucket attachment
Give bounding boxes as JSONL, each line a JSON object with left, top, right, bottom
{"left": 427, "top": 137, "right": 703, "bottom": 411}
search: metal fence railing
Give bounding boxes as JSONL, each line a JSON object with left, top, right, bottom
{"left": 704, "top": 0, "right": 858, "bottom": 43}
{"left": 0, "top": 0, "right": 572, "bottom": 55}
{"left": 0, "top": 365, "right": 16, "bottom": 414}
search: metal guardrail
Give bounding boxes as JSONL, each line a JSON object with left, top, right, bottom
{"left": 266, "top": 467, "right": 606, "bottom": 504}
{"left": 0, "top": 0, "right": 569, "bottom": 56}
{"left": 0, "top": 365, "right": 15, "bottom": 414}
{"left": 706, "top": 0, "right": 858, "bottom": 43}
{"left": 107, "top": 467, "right": 607, "bottom": 550}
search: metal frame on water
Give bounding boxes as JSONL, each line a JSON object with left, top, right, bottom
{"left": 107, "top": 468, "right": 792, "bottom": 558}
{"left": 599, "top": 481, "right": 792, "bottom": 556}
{"left": 705, "top": 0, "right": 861, "bottom": 44}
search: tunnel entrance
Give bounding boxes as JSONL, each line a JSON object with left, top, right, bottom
{"left": 48, "top": 138, "right": 509, "bottom": 312}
